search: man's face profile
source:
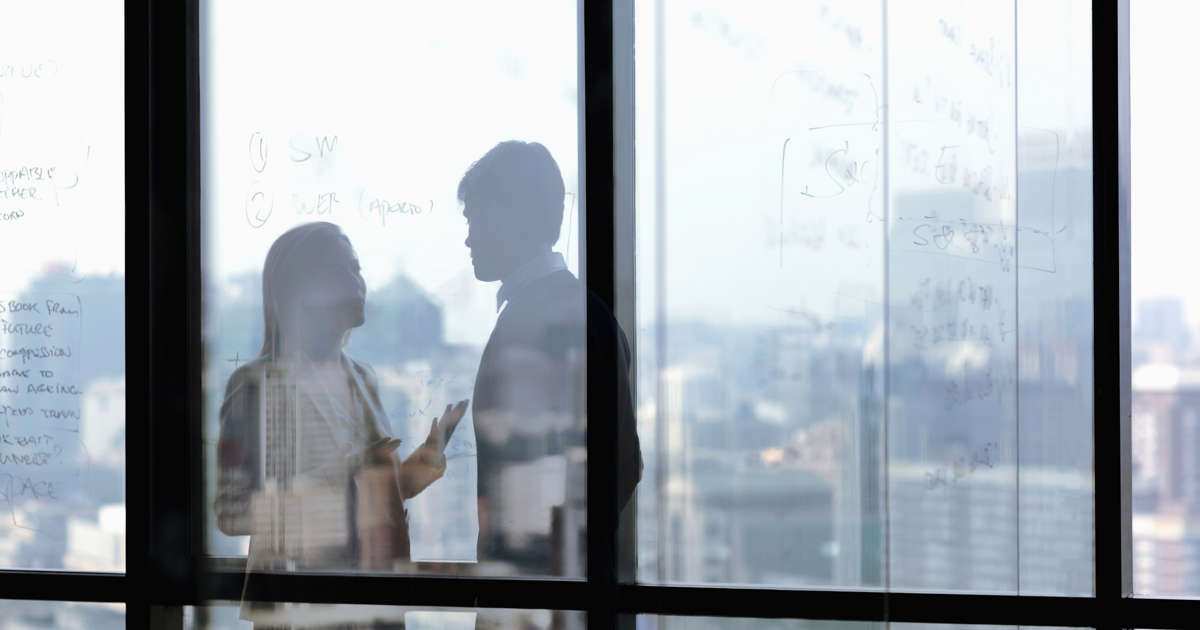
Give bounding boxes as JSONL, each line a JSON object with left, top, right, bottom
{"left": 459, "top": 141, "right": 565, "bottom": 283}
{"left": 463, "top": 196, "right": 532, "bottom": 282}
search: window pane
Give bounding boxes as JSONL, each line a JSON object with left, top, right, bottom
{"left": 0, "top": 600, "right": 124, "bottom": 630}
{"left": 1130, "top": 1, "right": 1200, "bottom": 597}
{"left": 187, "top": 603, "right": 582, "bottom": 630}
{"left": 0, "top": 1, "right": 125, "bottom": 571}
{"left": 201, "top": 0, "right": 614, "bottom": 583}
{"left": 632, "top": 0, "right": 1092, "bottom": 592}
{"left": 639, "top": 618, "right": 1081, "bottom": 630}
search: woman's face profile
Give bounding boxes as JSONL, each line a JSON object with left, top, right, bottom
{"left": 295, "top": 234, "right": 367, "bottom": 330}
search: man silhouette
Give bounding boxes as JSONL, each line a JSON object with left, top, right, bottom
{"left": 460, "top": 140, "right": 640, "bottom": 575}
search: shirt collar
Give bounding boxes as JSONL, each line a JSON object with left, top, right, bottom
{"left": 497, "top": 251, "right": 567, "bottom": 311}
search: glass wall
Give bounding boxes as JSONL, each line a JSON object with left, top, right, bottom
{"left": 632, "top": 0, "right": 1092, "bottom": 593}
{"left": 0, "top": 0, "right": 125, "bottom": 572}
{"left": 200, "top": 0, "right": 607, "bottom": 586}
{"left": 640, "top": 617, "right": 1080, "bottom": 630}
{"left": 0, "top": 2, "right": 1154, "bottom": 629}
{"left": 1129, "top": 0, "right": 1200, "bottom": 597}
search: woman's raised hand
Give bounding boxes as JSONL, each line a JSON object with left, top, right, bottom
{"left": 400, "top": 399, "right": 469, "bottom": 498}
{"left": 424, "top": 399, "right": 469, "bottom": 453}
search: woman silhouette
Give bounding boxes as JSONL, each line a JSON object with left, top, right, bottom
{"left": 214, "top": 222, "right": 466, "bottom": 624}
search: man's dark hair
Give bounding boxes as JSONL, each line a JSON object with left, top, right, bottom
{"left": 457, "top": 141, "right": 566, "bottom": 245}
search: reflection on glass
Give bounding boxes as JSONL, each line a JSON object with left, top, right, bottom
{"left": 462, "top": 142, "right": 641, "bottom": 576}
{"left": 214, "top": 223, "right": 469, "bottom": 580}
{"left": 202, "top": 1, "right": 640, "bottom": 587}
{"left": 0, "top": 1, "right": 125, "bottom": 571}
{"left": 633, "top": 0, "right": 1092, "bottom": 592}
{"left": 1130, "top": 1, "right": 1200, "bottom": 597}
{"left": 187, "top": 603, "right": 581, "bottom": 630}
{"left": 0, "top": 600, "right": 124, "bottom": 630}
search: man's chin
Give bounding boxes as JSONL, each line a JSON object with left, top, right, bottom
{"left": 472, "top": 265, "right": 500, "bottom": 282}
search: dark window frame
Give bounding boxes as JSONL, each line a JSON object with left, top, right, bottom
{"left": 0, "top": 0, "right": 1164, "bottom": 629}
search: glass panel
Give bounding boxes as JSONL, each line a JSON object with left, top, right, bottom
{"left": 187, "top": 603, "right": 582, "bottom": 630}
{"left": 1130, "top": 0, "right": 1200, "bottom": 597}
{"left": 1011, "top": 0, "right": 1094, "bottom": 596}
{"left": 632, "top": 0, "right": 1092, "bottom": 593}
{"left": 0, "top": 1, "right": 125, "bottom": 571}
{"left": 639, "top": 618, "right": 1079, "bottom": 630}
{"left": 641, "top": 619, "right": 876, "bottom": 630}
{"left": 0, "top": 600, "right": 124, "bottom": 630}
{"left": 201, "top": 0, "right": 624, "bottom": 585}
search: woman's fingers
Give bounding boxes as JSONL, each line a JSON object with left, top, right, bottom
{"left": 423, "top": 399, "right": 470, "bottom": 451}
{"left": 441, "top": 399, "right": 469, "bottom": 443}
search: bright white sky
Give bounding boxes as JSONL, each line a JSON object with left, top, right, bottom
{"left": 1129, "top": 2, "right": 1200, "bottom": 329}
{"left": 202, "top": 1, "right": 580, "bottom": 347}
{"left": 0, "top": 2, "right": 123, "bottom": 296}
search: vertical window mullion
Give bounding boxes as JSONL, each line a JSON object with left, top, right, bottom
{"left": 1091, "top": 0, "right": 1132, "bottom": 622}
{"left": 583, "top": 0, "right": 621, "bottom": 628}
{"left": 125, "top": 0, "right": 151, "bottom": 626}
{"left": 140, "top": 0, "right": 202, "bottom": 624}
{"left": 612, "top": 0, "right": 639, "bottom": 592}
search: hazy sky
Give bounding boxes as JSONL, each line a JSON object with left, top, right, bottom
{"left": 7, "top": 1, "right": 1172, "bottom": 347}
{"left": 635, "top": 0, "right": 1093, "bottom": 337}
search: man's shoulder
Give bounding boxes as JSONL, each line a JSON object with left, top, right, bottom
{"left": 503, "top": 270, "right": 628, "bottom": 332}
{"left": 502, "top": 270, "right": 584, "bottom": 320}
{"left": 495, "top": 271, "right": 628, "bottom": 353}
{"left": 521, "top": 269, "right": 583, "bottom": 301}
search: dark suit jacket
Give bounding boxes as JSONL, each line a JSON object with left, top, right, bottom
{"left": 473, "top": 269, "right": 641, "bottom": 568}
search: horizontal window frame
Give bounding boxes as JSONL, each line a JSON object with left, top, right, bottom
{"left": 8, "top": 569, "right": 1200, "bottom": 630}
